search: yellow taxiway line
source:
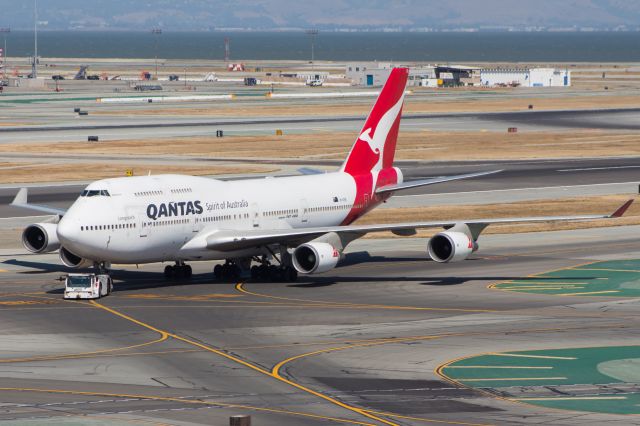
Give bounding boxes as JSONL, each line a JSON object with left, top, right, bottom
{"left": 0, "top": 386, "right": 374, "bottom": 426}
{"left": 236, "top": 282, "right": 494, "bottom": 313}
{"left": 89, "top": 300, "right": 397, "bottom": 426}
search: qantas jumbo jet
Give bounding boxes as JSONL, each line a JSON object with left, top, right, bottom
{"left": 13, "top": 68, "right": 632, "bottom": 282}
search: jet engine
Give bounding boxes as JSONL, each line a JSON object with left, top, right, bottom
{"left": 427, "top": 231, "right": 477, "bottom": 263}
{"left": 292, "top": 242, "right": 340, "bottom": 274}
{"left": 59, "top": 247, "right": 92, "bottom": 269}
{"left": 22, "top": 223, "right": 60, "bottom": 253}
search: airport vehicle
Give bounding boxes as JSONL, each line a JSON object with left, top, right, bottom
{"left": 12, "top": 68, "right": 632, "bottom": 282}
{"left": 51, "top": 75, "right": 65, "bottom": 80}
{"left": 63, "top": 273, "right": 112, "bottom": 299}
{"left": 307, "top": 79, "right": 323, "bottom": 87}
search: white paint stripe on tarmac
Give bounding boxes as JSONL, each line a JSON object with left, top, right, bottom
{"left": 558, "top": 165, "right": 640, "bottom": 172}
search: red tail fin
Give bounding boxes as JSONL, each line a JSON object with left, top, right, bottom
{"left": 341, "top": 67, "right": 408, "bottom": 176}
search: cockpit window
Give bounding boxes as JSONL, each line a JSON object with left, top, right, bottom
{"left": 81, "top": 190, "right": 110, "bottom": 197}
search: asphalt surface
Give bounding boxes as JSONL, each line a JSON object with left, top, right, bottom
{"left": 3, "top": 106, "right": 640, "bottom": 143}
{"left": 1, "top": 226, "right": 640, "bottom": 425}
{"left": 3, "top": 108, "right": 640, "bottom": 134}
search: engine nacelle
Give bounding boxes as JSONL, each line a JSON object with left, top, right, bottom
{"left": 22, "top": 223, "right": 60, "bottom": 253}
{"left": 292, "top": 242, "right": 340, "bottom": 274}
{"left": 59, "top": 247, "right": 93, "bottom": 269}
{"left": 428, "top": 231, "right": 477, "bottom": 263}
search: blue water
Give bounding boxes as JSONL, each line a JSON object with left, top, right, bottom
{"left": 2, "top": 31, "right": 640, "bottom": 62}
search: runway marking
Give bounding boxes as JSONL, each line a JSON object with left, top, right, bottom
{"left": 499, "top": 287, "right": 585, "bottom": 291}
{"left": 490, "top": 353, "right": 577, "bottom": 360}
{"left": 506, "top": 281, "right": 588, "bottom": 285}
{"left": 236, "top": 283, "right": 495, "bottom": 313}
{"left": 0, "top": 333, "right": 168, "bottom": 364}
{"left": 269, "top": 333, "right": 500, "bottom": 426}
{"left": 444, "top": 366, "right": 553, "bottom": 369}
{"left": 457, "top": 377, "right": 567, "bottom": 382}
{"left": 489, "top": 258, "right": 640, "bottom": 297}
{"left": 516, "top": 396, "right": 628, "bottom": 401}
{"left": 362, "top": 409, "right": 493, "bottom": 426}
{"left": 123, "top": 293, "right": 243, "bottom": 301}
{"left": 574, "top": 268, "right": 640, "bottom": 273}
{"left": 0, "top": 348, "right": 202, "bottom": 363}
{"left": 557, "top": 290, "right": 620, "bottom": 296}
{"left": 89, "top": 300, "right": 396, "bottom": 426}
{"left": 0, "top": 387, "right": 373, "bottom": 426}
{"left": 557, "top": 165, "right": 640, "bottom": 172}
{"left": 0, "top": 300, "right": 58, "bottom": 306}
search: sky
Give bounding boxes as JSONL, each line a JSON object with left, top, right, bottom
{"left": 0, "top": 0, "right": 640, "bottom": 31}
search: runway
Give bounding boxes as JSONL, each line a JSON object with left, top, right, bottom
{"left": 3, "top": 107, "right": 640, "bottom": 143}
{"left": 1, "top": 225, "right": 640, "bottom": 424}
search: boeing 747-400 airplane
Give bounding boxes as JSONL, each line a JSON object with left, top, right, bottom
{"left": 13, "top": 68, "right": 632, "bottom": 282}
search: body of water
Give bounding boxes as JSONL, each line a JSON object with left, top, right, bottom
{"left": 1, "top": 31, "right": 639, "bottom": 62}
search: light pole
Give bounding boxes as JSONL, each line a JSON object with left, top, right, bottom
{"left": 0, "top": 28, "right": 9, "bottom": 79}
{"left": 151, "top": 28, "right": 162, "bottom": 80}
{"left": 32, "top": 0, "right": 38, "bottom": 78}
{"left": 305, "top": 29, "right": 318, "bottom": 68}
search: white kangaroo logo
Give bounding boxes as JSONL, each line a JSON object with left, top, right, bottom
{"left": 358, "top": 128, "right": 380, "bottom": 154}
{"left": 356, "top": 94, "right": 405, "bottom": 172}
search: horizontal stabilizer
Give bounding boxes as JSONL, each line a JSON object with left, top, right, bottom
{"left": 297, "top": 167, "right": 325, "bottom": 175}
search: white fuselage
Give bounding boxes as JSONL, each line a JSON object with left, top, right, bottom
{"left": 57, "top": 172, "right": 368, "bottom": 264}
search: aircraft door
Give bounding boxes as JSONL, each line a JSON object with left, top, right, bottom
{"left": 128, "top": 205, "right": 149, "bottom": 238}
{"left": 300, "top": 199, "right": 309, "bottom": 224}
{"left": 251, "top": 203, "right": 261, "bottom": 228}
{"left": 139, "top": 215, "right": 149, "bottom": 237}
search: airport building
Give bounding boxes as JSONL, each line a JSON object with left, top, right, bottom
{"left": 346, "top": 62, "right": 481, "bottom": 87}
{"left": 480, "top": 68, "right": 571, "bottom": 87}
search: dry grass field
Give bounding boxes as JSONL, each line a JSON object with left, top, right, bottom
{"left": 1, "top": 131, "right": 638, "bottom": 162}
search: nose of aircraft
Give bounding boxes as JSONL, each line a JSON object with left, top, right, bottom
{"left": 56, "top": 214, "right": 77, "bottom": 245}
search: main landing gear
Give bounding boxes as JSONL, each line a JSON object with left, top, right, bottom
{"left": 164, "top": 262, "right": 192, "bottom": 280}
{"left": 213, "top": 261, "right": 241, "bottom": 281}
{"left": 250, "top": 264, "right": 297, "bottom": 282}
{"left": 250, "top": 256, "right": 298, "bottom": 282}
{"left": 212, "top": 256, "right": 298, "bottom": 283}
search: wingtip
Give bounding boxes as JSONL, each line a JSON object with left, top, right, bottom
{"left": 10, "top": 188, "right": 27, "bottom": 205}
{"left": 611, "top": 199, "right": 634, "bottom": 218}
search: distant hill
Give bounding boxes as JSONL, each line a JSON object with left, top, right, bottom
{"left": 1, "top": 0, "right": 640, "bottom": 30}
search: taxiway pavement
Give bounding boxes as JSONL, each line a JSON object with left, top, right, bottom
{"left": 0, "top": 226, "right": 640, "bottom": 425}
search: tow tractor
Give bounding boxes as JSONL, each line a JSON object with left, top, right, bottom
{"left": 63, "top": 273, "right": 112, "bottom": 300}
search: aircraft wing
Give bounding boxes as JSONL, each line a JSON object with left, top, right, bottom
{"left": 10, "top": 188, "right": 67, "bottom": 216}
{"left": 375, "top": 170, "right": 502, "bottom": 194}
{"left": 181, "top": 199, "right": 633, "bottom": 253}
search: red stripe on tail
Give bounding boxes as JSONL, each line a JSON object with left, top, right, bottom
{"left": 341, "top": 67, "right": 408, "bottom": 176}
